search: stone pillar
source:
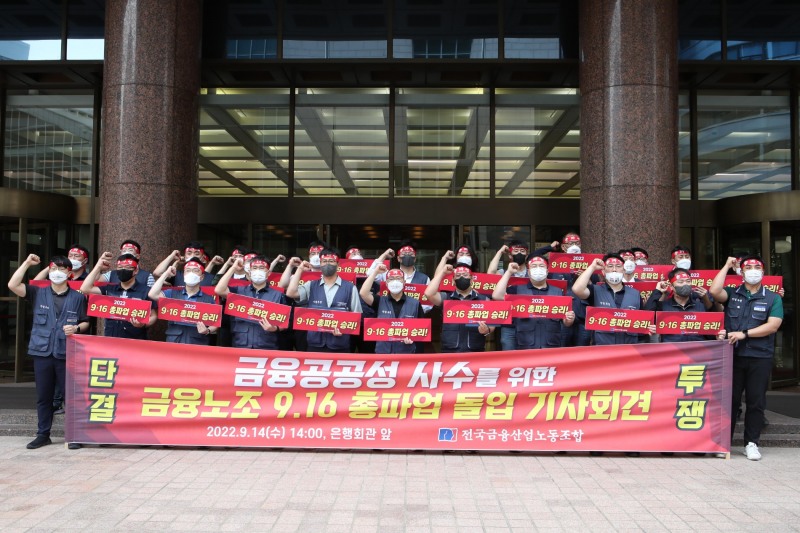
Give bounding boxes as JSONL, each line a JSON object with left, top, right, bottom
{"left": 579, "top": 0, "right": 678, "bottom": 264}
{"left": 99, "top": 0, "right": 201, "bottom": 268}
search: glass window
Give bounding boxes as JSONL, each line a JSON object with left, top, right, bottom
{"left": 3, "top": 93, "right": 95, "bottom": 197}
{"left": 678, "top": 92, "right": 691, "bottom": 200}
{"left": 727, "top": 0, "right": 800, "bottom": 60}
{"left": 393, "top": 0, "right": 498, "bottom": 59}
{"left": 198, "top": 88, "right": 290, "bottom": 196}
{"left": 494, "top": 89, "right": 579, "bottom": 198}
{"left": 770, "top": 222, "right": 796, "bottom": 383}
{"left": 66, "top": 0, "right": 104, "bottom": 60}
{"left": 283, "top": 0, "right": 387, "bottom": 59}
{"left": 695, "top": 91, "right": 790, "bottom": 199}
{"left": 0, "top": 0, "right": 63, "bottom": 60}
{"left": 395, "top": 88, "right": 490, "bottom": 197}
{"left": 252, "top": 225, "right": 325, "bottom": 267}
{"left": 295, "top": 88, "right": 389, "bottom": 197}
{"left": 202, "top": 0, "right": 278, "bottom": 59}
{"left": 463, "top": 225, "right": 532, "bottom": 272}
{"left": 678, "top": 0, "right": 722, "bottom": 60}
{"left": 503, "top": 0, "right": 578, "bottom": 59}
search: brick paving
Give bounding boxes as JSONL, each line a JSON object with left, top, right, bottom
{"left": 2, "top": 438, "right": 800, "bottom": 532}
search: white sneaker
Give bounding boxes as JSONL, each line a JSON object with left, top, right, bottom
{"left": 744, "top": 442, "right": 761, "bottom": 461}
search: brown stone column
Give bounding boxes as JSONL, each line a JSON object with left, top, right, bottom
{"left": 579, "top": 0, "right": 678, "bottom": 264}
{"left": 99, "top": 0, "right": 201, "bottom": 269}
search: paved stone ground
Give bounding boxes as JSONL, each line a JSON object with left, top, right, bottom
{"left": 1, "top": 438, "right": 799, "bottom": 532}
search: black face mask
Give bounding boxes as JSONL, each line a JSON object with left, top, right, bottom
{"left": 117, "top": 269, "right": 135, "bottom": 282}
{"left": 674, "top": 284, "right": 693, "bottom": 298}
{"left": 455, "top": 277, "right": 472, "bottom": 291}
{"left": 512, "top": 253, "right": 527, "bottom": 265}
{"left": 400, "top": 255, "right": 416, "bottom": 267}
{"left": 321, "top": 264, "right": 338, "bottom": 277}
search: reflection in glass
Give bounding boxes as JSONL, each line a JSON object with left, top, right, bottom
{"left": 678, "top": 92, "right": 691, "bottom": 200}
{"left": 0, "top": 0, "right": 62, "bottom": 60}
{"left": 495, "top": 89, "right": 580, "bottom": 198}
{"left": 678, "top": 0, "right": 722, "bottom": 60}
{"left": 689, "top": 92, "right": 790, "bottom": 199}
{"left": 727, "top": 0, "right": 800, "bottom": 60}
{"left": 395, "top": 89, "right": 490, "bottom": 197}
{"left": 284, "top": 0, "right": 387, "bottom": 59}
{"left": 295, "top": 89, "right": 389, "bottom": 196}
{"left": 770, "top": 222, "right": 797, "bottom": 382}
{"left": 202, "top": 0, "right": 278, "bottom": 59}
{"left": 393, "top": 0, "right": 497, "bottom": 59}
{"left": 503, "top": 0, "right": 578, "bottom": 59}
{"left": 199, "top": 89, "right": 290, "bottom": 196}
{"left": 3, "top": 94, "right": 94, "bottom": 197}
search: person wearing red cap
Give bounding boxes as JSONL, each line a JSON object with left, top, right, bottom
{"left": 8, "top": 253, "right": 89, "bottom": 449}
{"left": 425, "top": 257, "right": 494, "bottom": 352}
{"left": 492, "top": 255, "right": 575, "bottom": 349}
{"left": 215, "top": 255, "right": 289, "bottom": 350}
{"left": 710, "top": 255, "right": 784, "bottom": 461}
{"left": 287, "top": 247, "right": 362, "bottom": 353}
{"left": 572, "top": 253, "right": 647, "bottom": 346}
{"left": 81, "top": 251, "right": 157, "bottom": 339}
{"left": 360, "top": 264, "right": 425, "bottom": 354}
{"left": 148, "top": 258, "right": 219, "bottom": 344}
{"left": 645, "top": 267, "right": 724, "bottom": 342}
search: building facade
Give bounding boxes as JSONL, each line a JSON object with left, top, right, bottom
{"left": 1, "top": 0, "right": 798, "bottom": 385}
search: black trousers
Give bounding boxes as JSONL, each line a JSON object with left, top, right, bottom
{"left": 32, "top": 355, "right": 66, "bottom": 437}
{"left": 731, "top": 355, "right": 773, "bottom": 445}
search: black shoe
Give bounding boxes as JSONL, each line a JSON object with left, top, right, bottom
{"left": 763, "top": 416, "right": 769, "bottom": 427}
{"left": 26, "top": 435, "right": 52, "bottom": 449}
{"left": 53, "top": 406, "right": 65, "bottom": 415}
{"left": 67, "top": 443, "right": 81, "bottom": 450}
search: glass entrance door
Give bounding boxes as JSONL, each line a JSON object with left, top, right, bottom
{"left": 771, "top": 222, "right": 798, "bottom": 386}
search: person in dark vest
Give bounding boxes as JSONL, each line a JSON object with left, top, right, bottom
{"left": 287, "top": 247, "right": 362, "bottom": 353}
{"left": 487, "top": 240, "right": 530, "bottom": 351}
{"left": 710, "top": 255, "right": 783, "bottom": 461}
{"left": 572, "top": 253, "right": 648, "bottom": 346}
{"left": 153, "top": 241, "right": 215, "bottom": 288}
{"left": 215, "top": 255, "right": 288, "bottom": 350}
{"left": 81, "top": 251, "right": 157, "bottom": 339}
{"left": 645, "top": 267, "right": 726, "bottom": 342}
{"left": 425, "top": 260, "right": 494, "bottom": 353}
{"left": 148, "top": 258, "right": 219, "bottom": 344}
{"left": 8, "top": 254, "right": 89, "bottom": 449}
{"left": 102, "top": 239, "right": 155, "bottom": 287}
{"left": 492, "top": 255, "right": 575, "bottom": 350}
{"left": 360, "top": 264, "right": 425, "bottom": 354}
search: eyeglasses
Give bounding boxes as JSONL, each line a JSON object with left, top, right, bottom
{"left": 185, "top": 248, "right": 202, "bottom": 255}
{"left": 320, "top": 259, "right": 338, "bottom": 265}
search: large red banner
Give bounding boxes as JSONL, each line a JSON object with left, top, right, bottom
{"left": 65, "top": 337, "right": 733, "bottom": 452}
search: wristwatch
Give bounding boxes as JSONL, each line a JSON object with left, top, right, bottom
{"left": 743, "top": 330, "right": 749, "bottom": 339}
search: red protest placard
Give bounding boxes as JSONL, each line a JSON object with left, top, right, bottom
{"left": 363, "top": 318, "right": 432, "bottom": 342}
{"left": 655, "top": 311, "right": 724, "bottom": 336}
{"left": 585, "top": 307, "right": 654, "bottom": 334}
{"left": 87, "top": 294, "right": 152, "bottom": 322}
{"left": 724, "top": 275, "right": 783, "bottom": 293}
{"left": 685, "top": 270, "right": 718, "bottom": 289}
{"left": 338, "top": 259, "right": 389, "bottom": 278}
{"left": 266, "top": 273, "right": 286, "bottom": 293}
{"left": 633, "top": 265, "right": 673, "bottom": 281}
{"left": 223, "top": 292, "right": 292, "bottom": 328}
{"left": 548, "top": 253, "right": 604, "bottom": 274}
{"left": 442, "top": 300, "right": 513, "bottom": 325}
{"left": 157, "top": 298, "right": 223, "bottom": 327}
{"left": 546, "top": 278, "right": 567, "bottom": 293}
{"left": 627, "top": 281, "right": 659, "bottom": 302}
{"left": 505, "top": 295, "right": 572, "bottom": 319}
{"left": 293, "top": 307, "right": 362, "bottom": 335}
{"left": 378, "top": 282, "right": 431, "bottom": 304}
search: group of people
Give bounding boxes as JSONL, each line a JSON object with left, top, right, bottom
{"left": 8, "top": 233, "right": 783, "bottom": 460}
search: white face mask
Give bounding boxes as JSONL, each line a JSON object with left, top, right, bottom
{"left": 735, "top": 267, "right": 742, "bottom": 276}
{"left": 310, "top": 255, "right": 321, "bottom": 268}
{"left": 529, "top": 267, "right": 548, "bottom": 282}
{"left": 605, "top": 272, "right": 624, "bottom": 285}
{"left": 623, "top": 260, "right": 636, "bottom": 274}
{"left": 70, "top": 259, "right": 85, "bottom": 270}
{"left": 744, "top": 270, "right": 763, "bottom": 285}
{"left": 49, "top": 270, "right": 68, "bottom": 284}
{"left": 184, "top": 272, "right": 202, "bottom": 287}
{"left": 243, "top": 262, "right": 252, "bottom": 274}
{"left": 250, "top": 270, "right": 267, "bottom": 284}
{"left": 676, "top": 258, "right": 692, "bottom": 270}
{"left": 635, "top": 259, "right": 647, "bottom": 266}
{"left": 458, "top": 256, "right": 472, "bottom": 267}
{"left": 349, "top": 255, "right": 363, "bottom": 260}
{"left": 566, "top": 245, "right": 581, "bottom": 254}
{"left": 387, "top": 280, "right": 404, "bottom": 295}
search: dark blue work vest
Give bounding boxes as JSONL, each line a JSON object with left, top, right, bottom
{"left": 28, "top": 287, "right": 85, "bottom": 358}
{"left": 724, "top": 285, "right": 779, "bottom": 359}
{"left": 229, "top": 284, "right": 287, "bottom": 350}
{"left": 658, "top": 294, "right": 713, "bottom": 343}
{"left": 511, "top": 283, "right": 563, "bottom": 350}
{"left": 591, "top": 284, "right": 642, "bottom": 346}
{"left": 375, "top": 295, "right": 420, "bottom": 354}
{"left": 441, "top": 291, "right": 489, "bottom": 353}
{"left": 163, "top": 288, "right": 218, "bottom": 345}
{"left": 307, "top": 279, "right": 357, "bottom": 351}
{"left": 101, "top": 281, "right": 152, "bottom": 340}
